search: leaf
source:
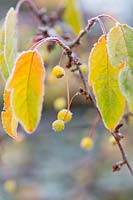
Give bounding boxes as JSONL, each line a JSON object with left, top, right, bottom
{"left": 7, "top": 50, "right": 45, "bottom": 133}
{"left": 0, "top": 8, "right": 17, "bottom": 80}
{"left": 4, "top": 7, "right": 17, "bottom": 73}
{"left": 0, "top": 27, "right": 9, "bottom": 80}
{"left": 1, "top": 90, "right": 18, "bottom": 139}
{"left": 89, "top": 35, "right": 125, "bottom": 131}
{"left": 107, "top": 24, "right": 133, "bottom": 69}
{"left": 119, "top": 68, "right": 133, "bottom": 112}
{"left": 64, "top": 0, "right": 83, "bottom": 35}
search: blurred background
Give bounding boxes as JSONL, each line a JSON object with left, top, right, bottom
{"left": 0, "top": 0, "right": 133, "bottom": 200}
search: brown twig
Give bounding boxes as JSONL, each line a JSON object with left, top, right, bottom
{"left": 98, "top": 14, "right": 120, "bottom": 24}
{"left": 30, "top": 36, "right": 71, "bottom": 53}
{"left": 111, "top": 131, "right": 133, "bottom": 176}
{"left": 76, "top": 64, "right": 96, "bottom": 104}
{"left": 68, "top": 14, "right": 118, "bottom": 49}
{"left": 68, "top": 18, "right": 96, "bottom": 48}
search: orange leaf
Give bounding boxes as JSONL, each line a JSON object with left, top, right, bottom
{"left": 7, "top": 50, "right": 45, "bottom": 133}
{"left": 1, "top": 90, "right": 18, "bottom": 139}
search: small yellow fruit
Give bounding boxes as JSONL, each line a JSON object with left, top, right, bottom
{"left": 80, "top": 137, "right": 93, "bottom": 150}
{"left": 109, "top": 135, "right": 117, "bottom": 145}
{"left": 4, "top": 180, "right": 17, "bottom": 193}
{"left": 52, "top": 65, "right": 65, "bottom": 78}
{"left": 53, "top": 97, "right": 67, "bottom": 111}
{"left": 52, "top": 119, "right": 65, "bottom": 132}
{"left": 80, "top": 64, "right": 88, "bottom": 74}
{"left": 57, "top": 109, "right": 72, "bottom": 123}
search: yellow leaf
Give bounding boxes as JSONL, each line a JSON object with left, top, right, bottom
{"left": 64, "top": 0, "right": 83, "bottom": 35}
{"left": 89, "top": 35, "right": 125, "bottom": 131}
{"left": 1, "top": 90, "right": 18, "bottom": 139}
{"left": 0, "top": 27, "right": 9, "bottom": 80}
{"left": 119, "top": 68, "right": 133, "bottom": 112}
{"left": 107, "top": 24, "right": 133, "bottom": 69}
{"left": 0, "top": 7, "right": 17, "bottom": 80}
{"left": 7, "top": 50, "right": 45, "bottom": 133}
{"left": 4, "top": 7, "right": 17, "bottom": 73}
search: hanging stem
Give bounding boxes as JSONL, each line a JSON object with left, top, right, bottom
{"left": 96, "top": 17, "right": 106, "bottom": 35}
{"left": 58, "top": 50, "right": 64, "bottom": 66}
{"left": 98, "top": 14, "right": 120, "bottom": 24}
{"left": 63, "top": 92, "right": 79, "bottom": 122}
{"left": 66, "top": 70, "right": 70, "bottom": 107}
{"left": 67, "top": 92, "right": 79, "bottom": 111}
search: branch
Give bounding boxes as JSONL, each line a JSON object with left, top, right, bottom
{"left": 76, "top": 64, "right": 96, "bottom": 103}
{"left": 16, "top": 1, "right": 120, "bottom": 48}
{"left": 16, "top": 1, "right": 119, "bottom": 50}
{"left": 98, "top": 14, "right": 120, "bottom": 24}
{"left": 68, "top": 14, "right": 119, "bottom": 48}
{"left": 112, "top": 131, "right": 133, "bottom": 176}
{"left": 68, "top": 18, "right": 96, "bottom": 48}
{"left": 30, "top": 36, "right": 71, "bottom": 54}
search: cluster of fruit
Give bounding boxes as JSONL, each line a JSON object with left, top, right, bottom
{"left": 52, "top": 109, "right": 73, "bottom": 132}
{"left": 51, "top": 65, "right": 116, "bottom": 151}
{"left": 51, "top": 65, "right": 73, "bottom": 131}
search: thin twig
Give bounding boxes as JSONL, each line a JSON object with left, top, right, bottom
{"left": 66, "top": 70, "right": 70, "bottom": 107}
{"left": 69, "top": 18, "right": 96, "bottom": 48}
{"left": 58, "top": 50, "right": 64, "bottom": 66}
{"left": 68, "top": 14, "right": 119, "bottom": 49}
{"left": 98, "top": 14, "right": 120, "bottom": 24}
{"left": 76, "top": 64, "right": 96, "bottom": 104}
{"left": 30, "top": 36, "right": 81, "bottom": 69}
{"left": 67, "top": 92, "right": 79, "bottom": 111}
{"left": 96, "top": 17, "right": 106, "bottom": 35}
{"left": 112, "top": 132, "right": 133, "bottom": 176}
{"left": 30, "top": 36, "right": 71, "bottom": 54}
